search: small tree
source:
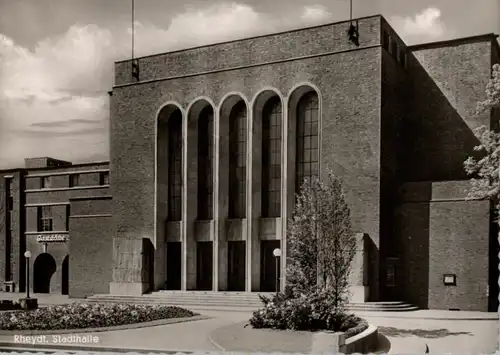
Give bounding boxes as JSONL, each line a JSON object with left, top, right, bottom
{"left": 464, "top": 64, "right": 500, "bottom": 214}
{"left": 249, "top": 169, "right": 360, "bottom": 330}
{"left": 286, "top": 169, "right": 357, "bottom": 308}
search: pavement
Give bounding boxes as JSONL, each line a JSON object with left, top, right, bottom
{"left": 0, "top": 292, "right": 497, "bottom": 354}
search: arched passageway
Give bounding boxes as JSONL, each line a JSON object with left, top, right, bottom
{"left": 34, "top": 253, "right": 56, "bottom": 293}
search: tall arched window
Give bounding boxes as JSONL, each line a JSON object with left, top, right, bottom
{"left": 296, "top": 92, "right": 319, "bottom": 193}
{"left": 228, "top": 101, "right": 247, "bottom": 218}
{"left": 262, "top": 97, "right": 282, "bottom": 217}
{"left": 198, "top": 106, "right": 214, "bottom": 220}
{"left": 168, "top": 110, "right": 183, "bottom": 221}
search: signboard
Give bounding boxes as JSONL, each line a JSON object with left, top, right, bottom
{"left": 443, "top": 274, "right": 456, "bottom": 286}
{"left": 36, "top": 234, "right": 68, "bottom": 243}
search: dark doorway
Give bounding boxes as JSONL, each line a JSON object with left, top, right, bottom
{"left": 488, "top": 215, "right": 499, "bottom": 312}
{"left": 385, "top": 257, "right": 400, "bottom": 301}
{"left": 166, "top": 242, "right": 182, "bottom": 290}
{"left": 260, "top": 240, "right": 281, "bottom": 292}
{"left": 34, "top": 253, "right": 56, "bottom": 293}
{"left": 142, "top": 238, "right": 155, "bottom": 293}
{"left": 61, "top": 255, "right": 69, "bottom": 295}
{"left": 196, "top": 242, "right": 213, "bottom": 290}
{"left": 227, "top": 241, "right": 246, "bottom": 291}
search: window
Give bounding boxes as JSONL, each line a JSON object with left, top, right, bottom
{"left": 261, "top": 97, "right": 282, "bottom": 218}
{"left": 197, "top": 107, "right": 214, "bottom": 220}
{"left": 69, "top": 174, "right": 80, "bottom": 187}
{"left": 399, "top": 48, "right": 407, "bottom": 68}
{"left": 390, "top": 39, "right": 398, "bottom": 57}
{"left": 37, "top": 206, "right": 53, "bottom": 232}
{"left": 66, "top": 205, "right": 70, "bottom": 231}
{"left": 5, "top": 178, "right": 13, "bottom": 211}
{"left": 167, "top": 110, "right": 183, "bottom": 221}
{"left": 99, "top": 172, "right": 109, "bottom": 185}
{"left": 40, "top": 176, "right": 51, "bottom": 189}
{"left": 296, "top": 92, "right": 319, "bottom": 193}
{"left": 382, "top": 31, "right": 390, "bottom": 51}
{"left": 228, "top": 101, "right": 247, "bottom": 219}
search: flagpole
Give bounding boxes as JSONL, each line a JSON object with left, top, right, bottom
{"left": 131, "top": 0, "right": 139, "bottom": 80}
{"left": 350, "top": 0, "right": 352, "bottom": 23}
{"left": 132, "top": 0, "right": 135, "bottom": 61}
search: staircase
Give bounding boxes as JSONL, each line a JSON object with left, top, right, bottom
{"left": 86, "top": 291, "right": 418, "bottom": 312}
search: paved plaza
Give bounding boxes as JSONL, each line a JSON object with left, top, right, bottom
{"left": 0, "top": 293, "right": 497, "bottom": 353}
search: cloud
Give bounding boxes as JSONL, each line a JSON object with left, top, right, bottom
{"left": 0, "top": 2, "right": 331, "bottom": 169}
{"left": 389, "top": 7, "right": 452, "bottom": 43}
{"left": 300, "top": 5, "right": 331, "bottom": 24}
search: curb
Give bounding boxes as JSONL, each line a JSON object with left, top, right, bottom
{"left": 354, "top": 312, "right": 499, "bottom": 321}
{"left": 0, "top": 315, "right": 210, "bottom": 335}
{"left": 0, "top": 342, "right": 197, "bottom": 353}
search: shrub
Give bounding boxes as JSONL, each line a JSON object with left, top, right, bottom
{"left": 0, "top": 303, "right": 197, "bottom": 330}
{"left": 249, "top": 289, "right": 368, "bottom": 336}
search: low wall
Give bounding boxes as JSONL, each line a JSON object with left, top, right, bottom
{"left": 311, "top": 324, "right": 378, "bottom": 354}
{"left": 345, "top": 324, "right": 379, "bottom": 353}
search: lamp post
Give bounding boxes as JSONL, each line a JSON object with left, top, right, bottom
{"left": 24, "top": 251, "right": 31, "bottom": 299}
{"left": 272, "top": 248, "right": 281, "bottom": 296}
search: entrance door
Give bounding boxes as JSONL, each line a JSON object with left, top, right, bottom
{"left": 166, "top": 242, "right": 182, "bottom": 290}
{"left": 227, "top": 241, "right": 246, "bottom": 291}
{"left": 61, "top": 256, "right": 69, "bottom": 295}
{"left": 385, "top": 257, "right": 399, "bottom": 301}
{"left": 196, "top": 242, "right": 213, "bottom": 290}
{"left": 34, "top": 253, "right": 56, "bottom": 293}
{"left": 260, "top": 240, "right": 281, "bottom": 292}
{"left": 142, "top": 238, "right": 155, "bottom": 293}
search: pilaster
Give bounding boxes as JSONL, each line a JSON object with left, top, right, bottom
{"left": 245, "top": 104, "right": 253, "bottom": 292}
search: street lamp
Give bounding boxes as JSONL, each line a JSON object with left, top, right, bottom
{"left": 24, "top": 251, "right": 31, "bottom": 299}
{"left": 272, "top": 248, "right": 281, "bottom": 296}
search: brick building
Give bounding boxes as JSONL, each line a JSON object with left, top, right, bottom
{"left": 0, "top": 157, "right": 111, "bottom": 298}
{"left": 1, "top": 15, "right": 499, "bottom": 311}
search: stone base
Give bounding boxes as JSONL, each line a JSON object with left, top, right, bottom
{"left": 109, "top": 282, "right": 146, "bottom": 295}
{"left": 350, "top": 286, "right": 369, "bottom": 303}
{"left": 19, "top": 298, "right": 38, "bottom": 310}
{"left": 311, "top": 331, "right": 346, "bottom": 353}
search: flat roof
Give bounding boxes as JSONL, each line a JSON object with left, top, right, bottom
{"left": 0, "top": 160, "right": 109, "bottom": 174}
{"left": 409, "top": 33, "right": 499, "bottom": 51}
{"left": 115, "top": 14, "right": 383, "bottom": 64}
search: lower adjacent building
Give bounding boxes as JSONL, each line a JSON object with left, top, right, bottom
{"left": 0, "top": 157, "right": 111, "bottom": 297}
{"left": 0, "top": 15, "right": 499, "bottom": 311}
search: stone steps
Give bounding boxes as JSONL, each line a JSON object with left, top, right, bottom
{"left": 86, "top": 292, "right": 419, "bottom": 312}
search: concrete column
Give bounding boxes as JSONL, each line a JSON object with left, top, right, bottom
{"left": 213, "top": 108, "right": 220, "bottom": 291}
{"left": 280, "top": 98, "right": 289, "bottom": 290}
{"left": 217, "top": 98, "right": 233, "bottom": 291}
{"left": 155, "top": 119, "right": 169, "bottom": 290}
{"left": 245, "top": 103, "right": 254, "bottom": 292}
{"left": 181, "top": 110, "right": 188, "bottom": 291}
{"left": 185, "top": 109, "right": 198, "bottom": 290}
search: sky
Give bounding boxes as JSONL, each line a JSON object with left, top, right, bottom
{"left": 0, "top": 0, "right": 499, "bottom": 169}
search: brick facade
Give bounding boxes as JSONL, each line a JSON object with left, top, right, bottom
{"left": 0, "top": 14, "right": 498, "bottom": 311}
{"left": 0, "top": 160, "right": 110, "bottom": 297}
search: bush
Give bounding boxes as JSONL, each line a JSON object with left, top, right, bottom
{"left": 249, "top": 290, "right": 368, "bottom": 337}
{"left": 0, "top": 303, "right": 197, "bottom": 330}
